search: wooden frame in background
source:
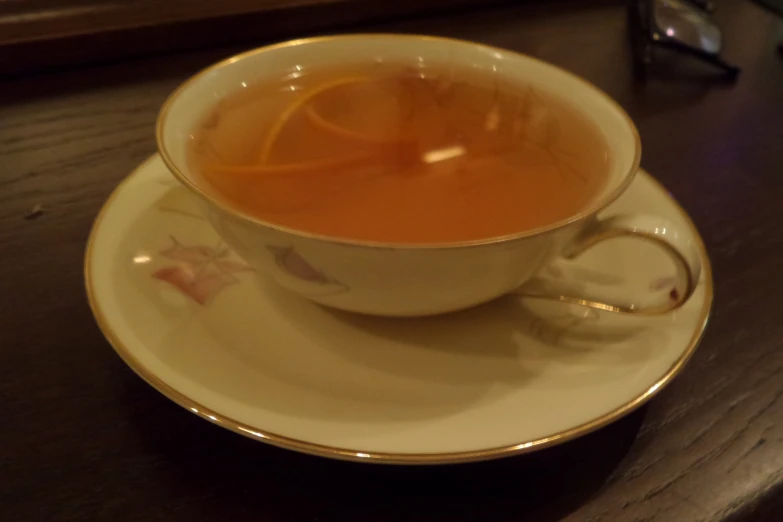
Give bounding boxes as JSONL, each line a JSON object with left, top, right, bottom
{"left": 0, "top": 0, "right": 516, "bottom": 74}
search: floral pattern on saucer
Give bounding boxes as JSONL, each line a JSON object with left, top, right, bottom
{"left": 87, "top": 155, "right": 712, "bottom": 462}
{"left": 152, "top": 236, "right": 253, "bottom": 305}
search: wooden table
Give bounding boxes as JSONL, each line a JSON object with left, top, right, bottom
{"left": 2, "top": 0, "right": 782, "bottom": 520}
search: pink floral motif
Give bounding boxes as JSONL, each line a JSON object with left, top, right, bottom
{"left": 267, "top": 246, "right": 333, "bottom": 284}
{"left": 152, "top": 236, "right": 253, "bottom": 305}
{"left": 267, "top": 245, "right": 348, "bottom": 294}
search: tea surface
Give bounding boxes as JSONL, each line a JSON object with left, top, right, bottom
{"left": 188, "top": 62, "right": 610, "bottom": 243}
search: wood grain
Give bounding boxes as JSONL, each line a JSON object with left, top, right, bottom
{"left": 0, "top": 0, "right": 352, "bottom": 42}
{"left": 1, "top": 0, "right": 782, "bottom": 520}
{"left": 0, "top": 0, "right": 517, "bottom": 75}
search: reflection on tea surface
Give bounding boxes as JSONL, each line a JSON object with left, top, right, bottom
{"left": 189, "top": 62, "right": 610, "bottom": 243}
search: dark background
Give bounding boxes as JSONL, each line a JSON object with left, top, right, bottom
{"left": 1, "top": 0, "right": 782, "bottom": 520}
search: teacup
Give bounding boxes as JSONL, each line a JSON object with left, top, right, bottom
{"left": 157, "top": 34, "right": 700, "bottom": 317}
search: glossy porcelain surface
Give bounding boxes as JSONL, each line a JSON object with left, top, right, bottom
{"left": 85, "top": 155, "right": 712, "bottom": 463}
{"left": 157, "top": 35, "right": 649, "bottom": 316}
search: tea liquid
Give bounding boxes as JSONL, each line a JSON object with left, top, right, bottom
{"left": 188, "top": 62, "right": 610, "bottom": 243}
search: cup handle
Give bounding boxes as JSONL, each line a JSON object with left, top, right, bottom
{"left": 515, "top": 215, "right": 702, "bottom": 314}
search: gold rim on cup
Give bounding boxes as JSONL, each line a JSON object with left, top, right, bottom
{"left": 155, "top": 34, "right": 643, "bottom": 250}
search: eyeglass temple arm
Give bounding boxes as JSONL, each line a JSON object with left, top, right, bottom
{"left": 653, "top": 37, "right": 741, "bottom": 79}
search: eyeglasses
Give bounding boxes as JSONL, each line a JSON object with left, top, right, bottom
{"left": 629, "top": 0, "right": 740, "bottom": 79}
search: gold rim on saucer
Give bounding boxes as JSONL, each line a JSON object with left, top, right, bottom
{"left": 84, "top": 156, "right": 712, "bottom": 464}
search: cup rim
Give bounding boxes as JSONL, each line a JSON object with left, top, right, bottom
{"left": 156, "top": 33, "right": 641, "bottom": 250}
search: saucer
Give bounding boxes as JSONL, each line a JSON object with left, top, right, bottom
{"left": 85, "top": 155, "right": 712, "bottom": 464}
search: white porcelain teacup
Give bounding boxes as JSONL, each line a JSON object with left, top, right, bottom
{"left": 157, "top": 34, "right": 701, "bottom": 317}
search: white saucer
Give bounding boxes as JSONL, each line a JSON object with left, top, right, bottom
{"left": 86, "top": 155, "right": 712, "bottom": 464}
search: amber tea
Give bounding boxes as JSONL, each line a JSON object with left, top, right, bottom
{"left": 188, "top": 62, "right": 610, "bottom": 243}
